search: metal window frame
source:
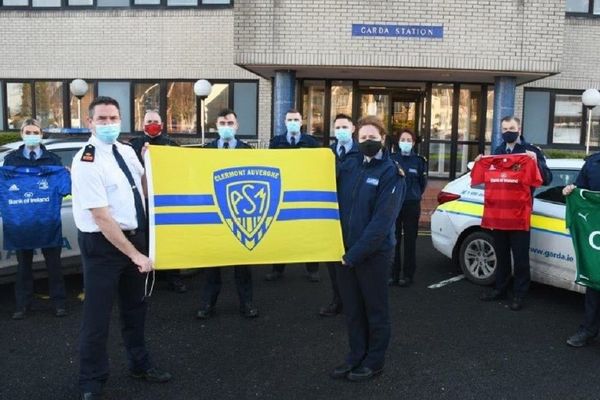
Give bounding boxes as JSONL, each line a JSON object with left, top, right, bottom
{"left": 0, "top": 0, "right": 231, "bottom": 9}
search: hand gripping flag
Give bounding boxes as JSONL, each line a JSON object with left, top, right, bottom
{"left": 566, "top": 188, "right": 600, "bottom": 290}
{"left": 145, "top": 146, "right": 344, "bottom": 269}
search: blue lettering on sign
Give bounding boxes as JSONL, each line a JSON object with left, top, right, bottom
{"left": 352, "top": 24, "right": 443, "bottom": 39}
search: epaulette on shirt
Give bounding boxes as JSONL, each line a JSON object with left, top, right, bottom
{"left": 81, "top": 144, "right": 95, "bottom": 162}
{"left": 392, "top": 160, "right": 405, "bottom": 177}
{"left": 418, "top": 155, "right": 428, "bottom": 163}
{"left": 120, "top": 141, "right": 135, "bottom": 148}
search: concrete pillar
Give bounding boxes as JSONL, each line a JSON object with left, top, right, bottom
{"left": 492, "top": 76, "right": 516, "bottom": 151}
{"left": 272, "top": 70, "right": 296, "bottom": 138}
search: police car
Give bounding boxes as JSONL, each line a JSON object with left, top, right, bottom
{"left": 0, "top": 139, "right": 86, "bottom": 282}
{"left": 431, "top": 158, "right": 585, "bottom": 293}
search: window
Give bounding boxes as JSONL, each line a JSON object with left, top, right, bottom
{"left": 0, "top": 84, "right": 4, "bottom": 131}
{"left": 70, "top": 87, "right": 95, "bottom": 129}
{"left": 35, "top": 81, "right": 64, "bottom": 128}
{"left": 303, "top": 80, "right": 326, "bottom": 139}
{"left": 566, "top": 0, "right": 600, "bottom": 15}
{"left": 166, "top": 82, "right": 196, "bottom": 134}
{"left": 523, "top": 91, "right": 550, "bottom": 145}
{"left": 97, "top": 0, "right": 129, "bottom": 6}
{"left": 134, "top": 82, "right": 160, "bottom": 132}
{"left": 167, "top": 0, "right": 198, "bottom": 5}
{"left": 2, "top": 0, "right": 28, "bottom": 5}
{"left": 68, "top": 0, "right": 93, "bottom": 5}
{"left": 1, "top": 0, "right": 230, "bottom": 7}
{"left": 535, "top": 169, "right": 581, "bottom": 204}
{"left": 97, "top": 81, "right": 131, "bottom": 133}
{"left": 553, "top": 94, "right": 582, "bottom": 144}
{"left": 204, "top": 83, "right": 229, "bottom": 134}
{"left": 233, "top": 82, "right": 258, "bottom": 137}
{"left": 33, "top": 0, "right": 61, "bottom": 6}
{"left": 6, "top": 82, "right": 32, "bottom": 130}
{"left": 330, "top": 81, "right": 353, "bottom": 137}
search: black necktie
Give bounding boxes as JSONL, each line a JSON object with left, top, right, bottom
{"left": 339, "top": 146, "right": 346, "bottom": 159}
{"left": 506, "top": 148, "right": 512, "bottom": 154}
{"left": 29, "top": 151, "right": 36, "bottom": 161}
{"left": 112, "top": 145, "right": 146, "bottom": 231}
{"left": 290, "top": 136, "right": 296, "bottom": 146}
{"left": 223, "top": 141, "right": 229, "bottom": 149}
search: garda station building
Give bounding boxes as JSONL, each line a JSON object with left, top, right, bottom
{"left": 1, "top": 0, "right": 599, "bottom": 185}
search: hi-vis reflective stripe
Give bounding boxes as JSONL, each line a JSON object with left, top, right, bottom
{"left": 437, "top": 199, "right": 570, "bottom": 237}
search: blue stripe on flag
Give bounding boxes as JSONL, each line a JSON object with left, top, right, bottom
{"left": 154, "top": 195, "right": 214, "bottom": 207}
{"left": 155, "top": 212, "right": 222, "bottom": 225}
{"left": 282, "top": 191, "right": 338, "bottom": 202}
{"left": 277, "top": 208, "right": 340, "bottom": 221}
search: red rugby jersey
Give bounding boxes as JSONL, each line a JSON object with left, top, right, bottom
{"left": 470, "top": 154, "right": 543, "bottom": 231}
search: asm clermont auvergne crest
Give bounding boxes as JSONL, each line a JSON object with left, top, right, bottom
{"left": 213, "top": 166, "right": 282, "bottom": 250}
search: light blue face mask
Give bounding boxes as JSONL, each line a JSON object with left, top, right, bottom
{"left": 218, "top": 126, "right": 236, "bottom": 141}
{"left": 399, "top": 141, "right": 414, "bottom": 154}
{"left": 286, "top": 121, "right": 301, "bottom": 134}
{"left": 23, "top": 135, "right": 42, "bottom": 147}
{"left": 335, "top": 129, "right": 352, "bottom": 144}
{"left": 95, "top": 123, "right": 121, "bottom": 144}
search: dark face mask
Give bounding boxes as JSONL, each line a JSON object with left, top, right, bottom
{"left": 502, "top": 131, "right": 519, "bottom": 144}
{"left": 358, "top": 139, "right": 382, "bottom": 157}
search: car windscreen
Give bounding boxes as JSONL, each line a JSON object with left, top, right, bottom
{"left": 534, "top": 169, "right": 580, "bottom": 204}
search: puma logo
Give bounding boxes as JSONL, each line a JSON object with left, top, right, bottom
{"left": 579, "top": 212, "right": 589, "bottom": 222}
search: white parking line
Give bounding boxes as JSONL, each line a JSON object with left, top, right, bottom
{"left": 427, "top": 274, "right": 465, "bottom": 289}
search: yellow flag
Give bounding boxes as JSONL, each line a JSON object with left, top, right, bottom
{"left": 146, "top": 146, "right": 344, "bottom": 269}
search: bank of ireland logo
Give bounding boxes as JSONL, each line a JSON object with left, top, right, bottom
{"left": 213, "top": 166, "right": 282, "bottom": 250}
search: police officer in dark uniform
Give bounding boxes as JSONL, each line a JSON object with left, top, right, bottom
{"left": 319, "top": 113, "right": 362, "bottom": 317}
{"left": 129, "top": 110, "right": 187, "bottom": 294}
{"left": 264, "top": 108, "right": 321, "bottom": 282}
{"left": 563, "top": 152, "right": 600, "bottom": 347}
{"left": 479, "top": 116, "right": 552, "bottom": 311}
{"left": 72, "top": 97, "right": 171, "bottom": 400}
{"left": 389, "top": 129, "right": 427, "bottom": 287}
{"left": 196, "top": 109, "right": 258, "bottom": 319}
{"left": 5, "top": 118, "right": 67, "bottom": 319}
{"left": 330, "top": 116, "right": 405, "bottom": 382}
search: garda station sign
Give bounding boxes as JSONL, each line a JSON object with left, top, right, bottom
{"left": 352, "top": 24, "right": 443, "bottom": 39}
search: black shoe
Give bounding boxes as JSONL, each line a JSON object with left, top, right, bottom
{"left": 307, "top": 272, "right": 320, "bottom": 282}
{"left": 11, "top": 310, "right": 26, "bottom": 320}
{"left": 80, "top": 392, "right": 103, "bottom": 400}
{"left": 167, "top": 278, "right": 188, "bottom": 294}
{"left": 347, "top": 366, "right": 383, "bottom": 382}
{"left": 479, "top": 289, "right": 506, "bottom": 302}
{"left": 319, "top": 303, "right": 342, "bottom": 317}
{"left": 509, "top": 297, "right": 524, "bottom": 311}
{"left": 330, "top": 363, "right": 354, "bottom": 379}
{"left": 387, "top": 278, "right": 399, "bottom": 286}
{"left": 398, "top": 277, "right": 413, "bottom": 287}
{"left": 567, "top": 329, "right": 598, "bottom": 348}
{"left": 55, "top": 308, "right": 67, "bottom": 318}
{"left": 130, "top": 367, "right": 172, "bottom": 383}
{"left": 240, "top": 303, "right": 259, "bottom": 318}
{"left": 196, "top": 305, "right": 215, "bottom": 320}
{"left": 265, "top": 271, "right": 283, "bottom": 281}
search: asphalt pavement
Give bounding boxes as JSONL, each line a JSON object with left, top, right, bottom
{"left": 0, "top": 236, "right": 598, "bottom": 400}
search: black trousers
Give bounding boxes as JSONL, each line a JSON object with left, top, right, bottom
{"left": 201, "top": 266, "right": 252, "bottom": 306}
{"left": 336, "top": 250, "right": 392, "bottom": 370}
{"left": 272, "top": 262, "right": 319, "bottom": 273}
{"left": 491, "top": 229, "right": 531, "bottom": 298}
{"left": 78, "top": 231, "right": 152, "bottom": 394}
{"left": 581, "top": 288, "right": 600, "bottom": 335}
{"left": 326, "top": 262, "right": 342, "bottom": 305}
{"left": 14, "top": 246, "right": 65, "bottom": 311}
{"left": 391, "top": 200, "right": 420, "bottom": 281}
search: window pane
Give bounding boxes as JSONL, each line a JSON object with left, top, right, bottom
{"left": 360, "top": 93, "right": 389, "bottom": 129}
{"left": 430, "top": 84, "right": 453, "bottom": 140}
{"left": 330, "top": 81, "right": 353, "bottom": 137}
{"left": 428, "top": 142, "right": 451, "bottom": 178}
{"left": 6, "top": 83, "right": 32, "bottom": 129}
{"left": 135, "top": 0, "right": 160, "bottom": 4}
{"left": 97, "top": 81, "right": 131, "bottom": 132}
{"left": 134, "top": 83, "right": 160, "bottom": 132}
{"left": 302, "top": 80, "right": 325, "bottom": 139}
{"left": 69, "top": 0, "right": 93, "bottom": 5}
{"left": 588, "top": 108, "right": 600, "bottom": 147}
{"left": 32, "top": 0, "right": 60, "bottom": 6}
{"left": 566, "top": 0, "right": 589, "bottom": 12}
{"left": 595, "top": 1, "right": 600, "bottom": 14}
{"left": 0, "top": 84, "right": 4, "bottom": 131}
{"left": 97, "top": 0, "right": 129, "bottom": 7}
{"left": 2, "top": 0, "right": 28, "bottom": 5}
{"left": 233, "top": 82, "right": 257, "bottom": 137}
{"left": 455, "top": 143, "right": 480, "bottom": 176}
{"left": 202, "top": 0, "right": 230, "bottom": 3}
{"left": 168, "top": 0, "right": 197, "bottom": 5}
{"left": 166, "top": 82, "right": 196, "bottom": 134}
{"left": 35, "top": 81, "right": 64, "bottom": 129}
{"left": 485, "top": 87, "right": 494, "bottom": 143}
{"left": 70, "top": 87, "right": 95, "bottom": 129}
{"left": 458, "top": 85, "right": 481, "bottom": 141}
{"left": 523, "top": 91, "right": 550, "bottom": 145}
{"left": 553, "top": 94, "right": 582, "bottom": 144}
{"left": 204, "top": 83, "right": 229, "bottom": 134}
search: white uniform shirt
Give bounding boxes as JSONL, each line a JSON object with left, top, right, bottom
{"left": 71, "top": 135, "right": 145, "bottom": 232}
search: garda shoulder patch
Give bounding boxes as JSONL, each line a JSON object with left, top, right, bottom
{"left": 81, "top": 145, "right": 95, "bottom": 163}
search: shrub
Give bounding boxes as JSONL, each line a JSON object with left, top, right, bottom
{"left": 0, "top": 132, "right": 22, "bottom": 146}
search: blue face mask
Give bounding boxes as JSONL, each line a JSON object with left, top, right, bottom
{"left": 218, "top": 126, "right": 236, "bottom": 141}
{"left": 95, "top": 123, "right": 121, "bottom": 144}
{"left": 23, "top": 135, "right": 42, "bottom": 147}
{"left": 335, "top": 129, "right": 352, "bottom": 144}
{"left": 399, "top": 141, "right": 413, "bottom": 154}
{"left": 286, "top": 121, "right": 301, "bottom": 134}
